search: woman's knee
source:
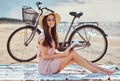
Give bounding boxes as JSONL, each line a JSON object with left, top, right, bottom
{"left": 69, "top": 50, "right": 76, "bottom": 56}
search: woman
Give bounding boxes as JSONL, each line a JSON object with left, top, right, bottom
{"left": 37, "top": 11, "right": 115, "bottom": 75}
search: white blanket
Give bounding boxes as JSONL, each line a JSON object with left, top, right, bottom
{"left": 0, "top": 64, "right": 120, "bottom": 80}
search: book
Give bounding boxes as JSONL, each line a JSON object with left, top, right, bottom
{"left": 70, "top": 39, "right": 80, "bottom": 49}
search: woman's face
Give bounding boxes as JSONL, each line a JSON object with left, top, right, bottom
{"left": 47, "top": 14, "right": 55, "bottom": 28}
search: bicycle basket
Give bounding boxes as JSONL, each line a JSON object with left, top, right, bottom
{"left": 22, "top": 6, "right": 39, "bottom": 25}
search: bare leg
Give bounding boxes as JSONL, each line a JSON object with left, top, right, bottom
{"left": 82, "top": 57, "right": 115, "bottom": 75}
{"left": 58, "top": 50, "right": 115, "bottom": 75}
{"left": 57, "top": 60, "right": 74, "bottom": 73}
{"left": 58, "top": 56, "right": 74, "bottom": 71}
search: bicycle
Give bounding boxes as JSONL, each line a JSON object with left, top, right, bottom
{"left": 7, "top": 1, "right": 108, "bottom": 63}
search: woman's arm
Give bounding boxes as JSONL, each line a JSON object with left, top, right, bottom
{"left": 38, "top": 39, "right": 69, "bottom": 60}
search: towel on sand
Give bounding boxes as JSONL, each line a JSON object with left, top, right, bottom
{"left": 0, "top": 64, "right": 120, "bottom": 80}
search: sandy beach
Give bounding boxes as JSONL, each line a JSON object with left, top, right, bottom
{"left": 0, "top": 23, "right": 120, "bottom": 68}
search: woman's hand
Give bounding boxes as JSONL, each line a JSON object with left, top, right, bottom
{"left": 63, "top": 47, "right": 71, "bottom": 57}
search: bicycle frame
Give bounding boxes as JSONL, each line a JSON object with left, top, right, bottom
{"left": 60, "top": 17, "right": 99, "bottom": 48}
{"left": 60, "top": 17, "right": 87, "bottom": 47}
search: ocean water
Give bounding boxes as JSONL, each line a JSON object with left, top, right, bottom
{"left": 57, "top": 22, "right": 120, "bottom": 38}
{"left": 99, "top": 22, "right": 120, "bottom": 38}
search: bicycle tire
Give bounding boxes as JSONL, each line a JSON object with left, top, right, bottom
{"left": 68, "top": 25, "right": 108, "bottom": 63}
{"left": 7, "top": 25, "right": 41, "bottom": 62}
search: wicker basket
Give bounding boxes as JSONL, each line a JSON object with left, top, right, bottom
{"left": 22, "top": 6, "right": 39, "bottom": 25}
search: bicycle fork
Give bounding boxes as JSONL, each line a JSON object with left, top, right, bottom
{"left": 24, "top": 28, "right": 37, "bottom": 46}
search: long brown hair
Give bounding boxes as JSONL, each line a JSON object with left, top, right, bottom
{"left": 42, "top": 14, "right": 59, "bottom": 48}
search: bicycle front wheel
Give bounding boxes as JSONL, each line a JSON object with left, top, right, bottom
{"left": 69, "top": 25, "right": 108, "bottom": 63}
{"left": 7, "top": 26, "right": 40, "bottom": 62}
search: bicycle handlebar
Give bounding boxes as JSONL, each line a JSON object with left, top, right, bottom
{"left": 36, "top": 1, "right": 42, "bottom": 7}
{"left": 43, "top": 7, "right": 54, "bottom": 12}
{"left": 36, "top": 1, "right": 54, "bottom": 13}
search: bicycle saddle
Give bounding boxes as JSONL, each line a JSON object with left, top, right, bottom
{"left": 69, "top": 12, "right": 83, "bottom": 18}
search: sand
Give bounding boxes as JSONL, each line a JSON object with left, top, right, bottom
{"left": 0, "top": 23, "right": 120, "bottom": 68}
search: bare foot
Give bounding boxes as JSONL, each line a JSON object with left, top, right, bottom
{"left": 96, "top": 68, "right": 115, "bottom": 75}
{"left": 99, "top": 67, "right": 115, "bottom": 75}
{"left": 107, "top": 70, "right": 115, "bottom": 75}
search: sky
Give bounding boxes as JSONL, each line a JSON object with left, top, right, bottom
{"left": 0, "top": 0, "right": 120, "bottom": 22}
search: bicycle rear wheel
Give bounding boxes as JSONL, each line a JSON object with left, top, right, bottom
{"left": 69, "top": 25, "right": 108, "bottom": 63}
{"left": 7, "top": 26, "right": 40, "bottom": 62}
